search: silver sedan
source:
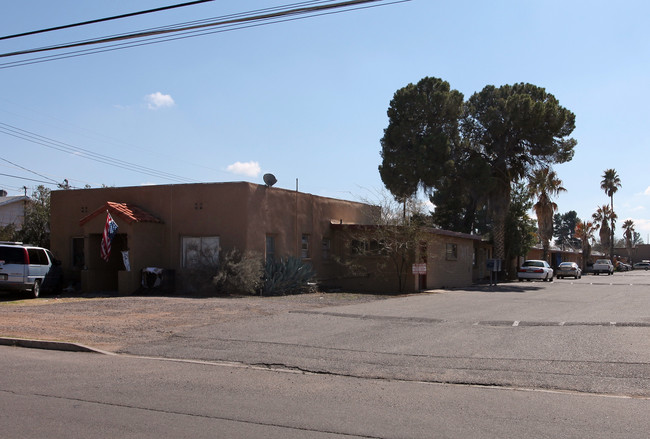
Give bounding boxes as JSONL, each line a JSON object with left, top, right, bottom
{"left": 556, "top": 261, "right": 582, "bottom": 279}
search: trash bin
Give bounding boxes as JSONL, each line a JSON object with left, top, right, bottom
{"left": 141, "top": 268, "right": 175, "bottom": 293}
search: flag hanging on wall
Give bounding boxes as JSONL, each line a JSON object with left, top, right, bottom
{"left": 100, "top": 212, "right": 119, "bottom": 262}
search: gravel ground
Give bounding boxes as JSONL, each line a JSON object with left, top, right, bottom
{"left": 0, "top": 292, "right": 393, "bottom": 352}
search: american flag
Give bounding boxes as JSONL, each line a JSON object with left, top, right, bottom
{"left": 100, "top": 212, "right": 119, "bottom": 262}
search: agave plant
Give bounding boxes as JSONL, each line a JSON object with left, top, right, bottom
{"left": 262, "top": 256, "right": 317, "bottom": 296}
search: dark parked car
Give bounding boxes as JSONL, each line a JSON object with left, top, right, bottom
{"left": 616, "top": 262, "right": 631, "bottom": 271}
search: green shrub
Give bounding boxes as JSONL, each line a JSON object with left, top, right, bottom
{"left": 262, "top": 256, "right": 317, "bottom": 296}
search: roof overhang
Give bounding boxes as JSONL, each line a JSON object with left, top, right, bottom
{"left": 79, "top": 201, "right": 163, "bottom": 226}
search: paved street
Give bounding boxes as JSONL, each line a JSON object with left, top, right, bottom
{"left": 2, "top": 345, "right": 649, "bottom": 439}
{"left": 1, "top": 271, "right": 649, "bottom": 437}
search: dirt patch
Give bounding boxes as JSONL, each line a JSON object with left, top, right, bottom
{"left": 0, "top": 292, "right": 393, "bottom": 352}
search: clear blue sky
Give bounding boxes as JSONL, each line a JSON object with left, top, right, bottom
{"left": 1, "top": 1, "right": 649, "bottom": 241}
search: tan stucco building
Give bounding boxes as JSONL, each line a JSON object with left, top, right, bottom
{"left": 50, "top": 181, "right": 488, "bottom": 294}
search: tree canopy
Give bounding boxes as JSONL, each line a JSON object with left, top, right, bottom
{"left": 554, "top": 211, "right": 581, "bottom": 249}
{"left": 380, "top": 77, "right": 577, "bottom": 262}
{"left": 19, "top": 185, "right": 51, "bottom": 248}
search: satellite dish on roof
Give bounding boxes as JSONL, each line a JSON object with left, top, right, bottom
{"left": 263, "top": 173, "right": 277, "bottom": 187}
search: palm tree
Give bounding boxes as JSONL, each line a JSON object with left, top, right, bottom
{"left": 622, "top": 219, "right": 636, "bottom": 263}
{"left": 574, "top": 220, "right": 596, "bottom": 271}
{"left": 600, "top": 169, "right": 622, "bottom": 261}
{"left": 528, "top": 167, "right": 566, "bottom": 261}
{"left": 592, "top": 205, "right": 616, "bottom": 256}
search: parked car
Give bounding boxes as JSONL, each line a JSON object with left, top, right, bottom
{"left": 0, "top": 242, "right": 62, "bottom": 298}
{"left": 616, "top": 262, "right": 632, "bottom": 271}
{"left": 517, "top": 260, "right": 554, "bottom": 282}
{"left": 556, "top": 262, "right": 582, "bottom": 279}
{"left": 633, "top": 261, "right": 650, "bottom": 270}
{"left": 592, "top": 259, "right": 614, "bottom": 275}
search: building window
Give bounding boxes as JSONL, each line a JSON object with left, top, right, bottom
{"left": 446, "top": 243, "right": 458, "bottom": 261}
{"left": 321, "top": 238, "right": 331, "bottom": 260}
{"left": 351, "top": 239, "right": 385, "bottom": 255}
{"left": 182, "top": 236, "right": 220, "bottom": 268}
{"left": 301, "top": 234, "right": 310, "bottom": 259}
{"left": 266, "top": 235, "right": 275, "bottom": 262}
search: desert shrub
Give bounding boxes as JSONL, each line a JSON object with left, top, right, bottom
{"left": 212, "top": 249, "right": 264, "bottom": 295}
{"left": 262, "top": 256, "right": 317, "bottom": 296}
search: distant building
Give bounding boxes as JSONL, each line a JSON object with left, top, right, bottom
{"left": 524, "top": 243, "right": 604, "bottom": 269}
{"left": 614, "top": 244, "right": 650, "bottom": 264}
{"left": 50, "top": 182, "right": 489, "bottom": 294}
{"left": 0, "top": 189, "right": 29, "bottom": 230}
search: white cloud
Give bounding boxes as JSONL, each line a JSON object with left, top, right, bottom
{"left": 226, "top": 161, "right": 261, "bottom": 178}
{"left": 644, "top": 186, "right": 650, "bottom": 196}
{"left": 145, "top": 92, "right": 175, "bottom": 110}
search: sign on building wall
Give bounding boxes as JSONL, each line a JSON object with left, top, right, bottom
{"left": 412, "top": 263, "right": 427, "bottom": 274}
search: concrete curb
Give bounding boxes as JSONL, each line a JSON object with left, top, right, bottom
{"left": 0, "top": 337, "right": 114, "bottom": 355}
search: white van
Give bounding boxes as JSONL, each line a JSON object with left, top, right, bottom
{"left": 0, "top": 242, "right": 62, "bottom": 298}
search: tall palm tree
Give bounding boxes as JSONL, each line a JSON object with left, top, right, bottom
{"left": 575, "top": 220, "right": 596, "bottom": 271}
{"left": 528, "top": 167, "right": 566, "bottom": 261}
{"left": 622, "top": 219, "right": 636, "bottom": 263}
{"left": 600, "top": 169, "right": 622, "bottom": 261}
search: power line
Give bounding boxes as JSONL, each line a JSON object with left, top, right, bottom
{"left": 0, "top": 123, "right": 200, "bottom": 184}
{"left": 0, "top": 0, "right": 411, "bottom": 68}
{"left": 0, "top": 156, "right": 59, "bottom": 186}
{"left": 0, "top": 172, "right": 57, "bottom": 186}
{"left": 0, "top": 0, "right": 216, "bottom": 41}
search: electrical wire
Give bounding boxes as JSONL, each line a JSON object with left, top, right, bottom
{"left": 0, "top": 123, "right": 200, "bottom": 184}
{"left": 0, "top": 0, "right": 217, "bottom": 41}
{"left": 0, "top": 172, "right": 57, "bottom": 186}
{"left": 0, "top": 156, "right": 60, "bottom": 186}
{"left": 0, "top": 0, "right": 411, "bottom": 68}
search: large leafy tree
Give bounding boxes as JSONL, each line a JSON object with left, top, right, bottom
{"left": 380, "top": 78, "right": 577, "bottom": 264}
{"left": 528, "top": 167, "right": 566, "bottom": 261}
{"left": 428, "top": 151, "right": 492, "bottom": 235}
{"left": 462, "top": 83, "right": 576, "bottom": 261}
{"left": 19, "top": 185, "right": 51, "bottom": 248}
{"left": 504, "top": 182, "right": 537, "bottom": 275}
{"left": 379, "top": 77, "right": 464, "bottom": 201}
{"left": 554, "top": 210, "right": 581, "bottom": 249}
{"left": 600, "top": 169, "right": 621, "bottom": 261}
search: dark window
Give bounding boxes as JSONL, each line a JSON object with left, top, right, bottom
{"left": 27, "top": 248, "right": 48, "bottom": 265}
{"left": 301, "top": 234, "right": 310, "bottom": 259}
{"left": 321, "top": 238, "right": 331, "bottom": 260}
{"left": 445, "top": 243, "right": 457, "bottom": 261}
{"left": 182, "top": 236, "right": 220, "bottom": 268}
{"left": 0, "top": 246, "right": 26, "bottom": 264}
{"left": 266, "top": 235, "right": 276, "bottom": 262}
